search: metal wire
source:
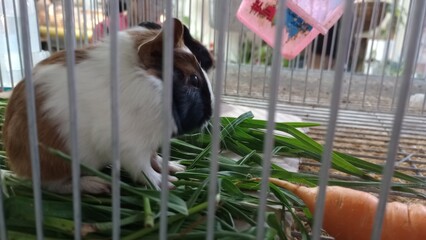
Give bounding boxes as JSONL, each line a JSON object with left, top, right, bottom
{"left": 75, "top": 1, "right": 82, "bottom": 48}
{"left": 311, "top": 1, "right": 354, "bottom": 240}
{"left": 371, "top": 1, "right": 426, "bottom": 239}
{"left": 90, "top": 0, "right": 96, "bottom": 42}
{"left": 63, "top": 1, "right": 81, "bottom": 239}
{"left": 236, "top": 24, "right": 244, "bottom": 95}
{"left": 317, "top": 32, "right": 329, "bottom": 104}
{"left": 390, "top": 0, "right": 412, "bottom": 110}
{"left": 33, "top": 1, "right": 42, "bottom": 52}
{"left": 108, "top": 0, "right": 121, "bottom": 239}
{"left": 206, "top": 0, "right": 229, "bottom": 239}
{"left": 82, "top": 0, "right": 89, "bottom": 45}
{"left": 377, "top": 0, "right": 398, "bottom": 110}
{"left": 346, "top": 0, "right": 367, "bottom": 107}
{"left": 12, "top": 0, "right": 24, "bottom": 76}
{"left": 53, "top": 0, "right": 60, "bottom": 50}
{"left": 19, "top": 0, "right": 43, "bottom": 239}
{"left": 43, "top": 0, "right": 52, "bottom": 52}
{"left": 1, "top": 0, "right": 15, "bottom": 87}
{"left": 255, "top": 0, "right": 286, "bottom": 239}
{"left": 224, "top": 0, "right": 233, "bottom": 95}
{"left": 0, "top": 126, "right": 6, "bottom": 239}
{"left": 200, "top": 0, "right": 205, "bottom": 44}
{"left": 159, "top": 1, "right": 174, "bottom": 239}
{"left": 361, "top": 0, "right": 381, "bottom": 108}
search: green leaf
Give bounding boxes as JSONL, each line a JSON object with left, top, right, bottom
{"left": 189, "top": 111, "right": 255, "bottom": 169}
{"left": 45, "top": 147, "right": 189, "bottom": 215}
{"left": 266, "top": 212, "right": 287, "bottom": 240}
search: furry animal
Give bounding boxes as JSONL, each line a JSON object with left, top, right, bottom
{"left": 3, "top": 19, "right": 213, "bottom": 194}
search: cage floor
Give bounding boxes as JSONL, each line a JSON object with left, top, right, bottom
{"left": 221, "top": 65, "right": 426, "bottom": 114}
{"left": 223, "top": 96, "right": 426, "bottom": 203}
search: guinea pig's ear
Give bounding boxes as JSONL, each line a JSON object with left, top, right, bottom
{"left": 138, "top": 18, "right": 184, "bottom": 67}
{"left": 172, "top": 18, "right": 185, "bottom": 47}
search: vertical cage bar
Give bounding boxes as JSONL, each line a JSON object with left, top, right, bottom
{"left": 345, "top": 7, "right": 357, "bottom": 69}
{"left": 303, "top": 45, "right": 312, "bottom": 103}
{"left": 224, "top": 0, "right": 232, "bottom": 95}
{"left": 361, "top": 0, "right": 381, "bottom": 108}
{"left": 188, "top": 0, "right": 192, "bottom": 27}
{"left": 236, "top": 24, "right": 244, "bottom": 95}
{"left": 391, "top": 0, "right": 412, "bottom": 110}
{"left": 1, "top": 0, "right": 15, "bottom": 87}
{"left": 12, "top": 0, "right": 24, "bottom": 76}
{"left": 346, "top": 0, "right": 367, "bottom": 107}
{"left": 75, "top": 1, "right": 83, "bottom": 48}
{"left": 200, "top": 0, "right": 205, "bottom": 43}
{"left": 102, "top": 0, "right": 108, "bottom": 39}
{"left": 90, "top": 0, "right": 96, "bottom": 42}
{"left": 19, "top": 0, "right": 43, "bottom": 239}
{"left": 159, "top": 1, "right": 174, "bottom": 240}
{"left": 0, "top": 63, "right": 3, "bottom": 92}
{"left": 33, "top": 0, "right": 42, "bottom": 51}
{"left": 289, "top": 58, "right": 296, "bottom": 102}
{"left": 108, "top": 0, "right": 121, "bottom": 239}
{"left": 123, "top": 0, "right": 129, "bottom": 28}
{"left": 43, "top": 0, "right": 53, "bottom": 52}
{"left": 310, "top": 1, "right": 354, "bottom": 239}
{"left": 327, "top": 20, "right": 339, "bottom": 71}
{"left": 82, "top": 0, "right": 89, "bottom": 45}
{"left": 248, "top": 34, "right": 256, "bottom": 95}
{"left": 371, "top": 1, "right": 426, "bottom": 239}
{"left": 61, "top": 0, "right": 66, "bottom": 41}
{"left": 53, "top": 0, "right": 60, "bottom": 50}
{"left": 175, "top": 0, "right": 179, "bottom": 18}
{"left": 262, "top": 47, "right": 272, "bottom": 97}
{"left": 95, "top": 0, "right": 101, "bottom": 42}
{"left": 0, "top": 135, "right": 6, "bottom": 239}
{"left": 206, "top": 1, "right": 229, "bottom": 239}
{"left": 317, "top": 32, "right": 329, "bottom": 104}
{"left": 63, "top": 1, "right": 82, "bottom": 239}
{"left": 311, "top": 38, "right": 319, "bottom": 69}
{"left": 256, "top": 0, "right": 286, "bottom": 239}
{"left": 377, "top": 0, "right": 398, "bottom": 110}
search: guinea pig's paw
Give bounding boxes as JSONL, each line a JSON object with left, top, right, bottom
{"left": 80, "top": 176, "right": 111, "bottom": 194}
{"left": 168, "top": 161, "right": 186, "bottom": 173}
{"left": 151, "top": 154, "right": 186, "bottom": 173}
{"left": 142, "top": 168, "right": 178, "bottom": 190}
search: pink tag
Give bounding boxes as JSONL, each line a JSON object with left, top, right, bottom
{"left": 237, "top": 0, "right": 321, "bottom": 59}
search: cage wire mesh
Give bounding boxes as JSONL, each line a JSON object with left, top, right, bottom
{"left": 0, "top": 0, "right": 425, "bottom": 239}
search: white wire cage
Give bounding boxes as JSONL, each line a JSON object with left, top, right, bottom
{"left": 0, "top": 0, "right": 425, "bottom": 239}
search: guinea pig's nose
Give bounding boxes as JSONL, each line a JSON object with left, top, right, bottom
{"left": 188, "top": 74, "right": 200, "bottom": 88}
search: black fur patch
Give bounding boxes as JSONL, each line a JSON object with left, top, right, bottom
{"left": 138, "top": 22, "right": 162, "bottom": 30}
{"left": 138, "top": 21, "right": 214, "bottom": 72}
{"left": 182, "top": 25, "right": 214, "bottom": 72}
{"left": 172, "top": 68, "right": 212, "bottom": 135}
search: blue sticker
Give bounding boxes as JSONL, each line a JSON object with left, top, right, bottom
{"left": 285, "top": 9, "right": 313, "bottom": 39}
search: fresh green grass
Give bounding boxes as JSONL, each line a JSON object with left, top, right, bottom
{"left": 0, "top": 98, "right": 424, "bottom": 239}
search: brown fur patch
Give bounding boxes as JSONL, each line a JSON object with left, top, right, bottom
{"left": 173, "top": 50, "right": 201, "bottom": 80}
{"left": 38, "top": 46, "right": 96, "bottom": 66}
{"left": 3, "top": 80, "right": 72, "bottom": 182}
{"left": 127, "top": 29, "right": 160, "bottom": 50}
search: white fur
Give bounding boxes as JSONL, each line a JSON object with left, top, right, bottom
{"left": 33, "top": 29, "right": 211, "bottom": 190}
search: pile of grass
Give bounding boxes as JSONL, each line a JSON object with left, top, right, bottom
{"left": 0, "top": 98, "right": 425, "bottom": 239}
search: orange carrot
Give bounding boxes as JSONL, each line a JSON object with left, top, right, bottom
{"left": 264, "top": 177, "right": 426, "bottom": 240}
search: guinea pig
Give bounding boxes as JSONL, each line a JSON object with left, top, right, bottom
{"left": 2, "top": 18, "right": 214, "bottom": 194}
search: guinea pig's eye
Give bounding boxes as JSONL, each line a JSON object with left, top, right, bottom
{"left": 188, "top": 74, "right": 201, "bottom": 88}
